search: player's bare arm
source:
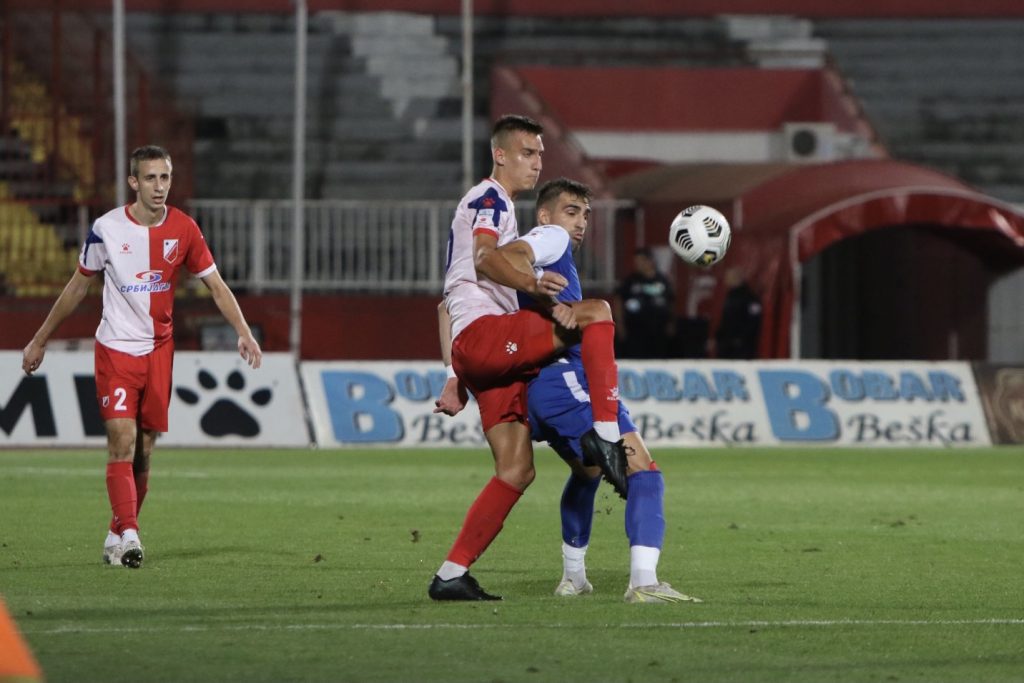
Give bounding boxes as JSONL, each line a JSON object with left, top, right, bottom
{"left": 434, "top": 301, "right": 468, "bottom": 416}
{"left": 200, "top": 270, "right": 263, "bottom": 369}
{"left": 496, "top": 239, "right": 577, "bottom": 329}
{"left": 22, "top": 270, "right": 92, "bottom": 375}
{"left": 474, "top": 232, "right": 566, "bottom": 299}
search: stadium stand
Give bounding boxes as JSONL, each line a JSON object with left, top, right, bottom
{"left": 3, "top": 4, "right": 1023, "bottom": 360}
{"left": 122, "top": 12, "right": 468, "bottom": 200}
{"left": 0, "top": 128, "right": 81, "bottom": 296}
{"left": 434, "top": 15, "right": 743, "bottom": 68}
{"left": 108, "top": 12, "right": 1024, "bottom": 206}
{"left": 119, "top": 12, "right": 752, "bottom": 201}
{"left": 816, "top": 19, "right": 1024, "bottom": 203}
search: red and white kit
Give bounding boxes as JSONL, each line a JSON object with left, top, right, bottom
{"left": 80, "top": 205, "right": 215, "bottom": 355}
{"left": 443, "top": 179, "right": 567, "bottom": 430}
{"left": 444, "top": 178, "right": 521, "bottom": 340}
{"left": 80, "top": 205, "right": 216, "bottom": 428}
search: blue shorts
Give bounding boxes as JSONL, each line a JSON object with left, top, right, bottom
{"left": 527, "top": 358, "right": 637, "bottom": 462}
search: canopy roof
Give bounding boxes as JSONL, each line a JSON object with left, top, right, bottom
{"left": 611, "top": 159, "right": 1024, "bottom": 356}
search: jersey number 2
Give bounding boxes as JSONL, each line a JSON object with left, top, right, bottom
{"left": 113, "top": 387, "right": 128, "bottom": 411}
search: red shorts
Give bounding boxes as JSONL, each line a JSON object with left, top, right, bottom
{"left": 452, "top": 309, "right": 556, "bottom": 432}
{"left": 94, "top": 341, "right": 174, "bottom": 432}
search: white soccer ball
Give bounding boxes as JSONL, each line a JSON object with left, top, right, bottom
{"left": 668, "top": 205, "right": 732, "bottom": 268}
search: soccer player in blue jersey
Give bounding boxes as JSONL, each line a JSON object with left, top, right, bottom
{"left": 437, "top": 178, "right": 701, "bottom": 603}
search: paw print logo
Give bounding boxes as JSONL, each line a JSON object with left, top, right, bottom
{"left": 505, "top": 341, "right": 518, "bottom": 355}
{"left": 175, "top": 369, "right": 272, "bottom": 437}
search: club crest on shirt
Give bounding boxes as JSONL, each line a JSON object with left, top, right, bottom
{"left": 163, "top": 239, "right": 179, "bottom": 264}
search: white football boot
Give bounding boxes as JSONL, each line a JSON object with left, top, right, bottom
{"left": 120, "top": 538, "right": 145, "bottom": 569}
{"left": 554, "top": 577, "right": 594, "bottom": 597}
{"left": 624, "top": 582, "right": 702, "bottom": 604}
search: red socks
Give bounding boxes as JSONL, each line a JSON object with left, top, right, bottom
{"left": 446, "top": 477, "right": 523, "bottom": 567}
{"left": 106, "top": 461, "right": 139, "bottom": 535}
{"left": 581, "top": 320, "right": 620, "bottom": 423}
{"left": 108, "top": 469, "right": 148, "bottom": 534}
{"left": 135, "top": 469, "right": 149, "bottom": 513}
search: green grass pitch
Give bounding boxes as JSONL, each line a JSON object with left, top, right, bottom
{"left": 2, "top": 447, "right": 1023, "bottom": 682}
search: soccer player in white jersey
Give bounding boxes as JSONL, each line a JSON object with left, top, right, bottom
{"left": 428, "top": 116, "right": 630, "bottom": 601}
{"left": 21, "top": 145, "right": 262, "bottom": 569}
{"left": 438, "top": 178, "right": 701, "bottom": 604}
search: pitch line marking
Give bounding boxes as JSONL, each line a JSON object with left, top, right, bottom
{"left": 21, "top": 618, "right": 1024, "bottom": 636}
{"left": 6, "top": 466, "right": 210, "bottom": 479}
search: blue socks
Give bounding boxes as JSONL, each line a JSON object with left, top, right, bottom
{"left": 560, "top": 472, "right": 602, "bottom": 547}
{"left": 560, "top": 467, "right": 666, "bottom": 554}
{"left": 624, "top": 470, "right": 665, "bottom": 549}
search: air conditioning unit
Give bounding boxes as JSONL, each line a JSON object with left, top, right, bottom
{"left": 782, "top": 122, "right": 836, "bottom": 163}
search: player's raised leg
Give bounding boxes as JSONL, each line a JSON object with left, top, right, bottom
{"left": 566, "top": 300, "right": 629, "bottom": 498}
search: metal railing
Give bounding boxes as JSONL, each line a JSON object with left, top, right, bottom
{"left": 0, "top": 2, "right": 194, "bottom": 205}
{"left": 189, "top": 198, "right": 636, "bottom": 294}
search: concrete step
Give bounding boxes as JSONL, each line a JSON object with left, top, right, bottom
{"left": 321, "top": 159, "right": 460, "bottom": 182}
{"left": 0, "top": 136, "right": 33, "bottom": 160}
{"left": 816, "top": 18, "right": 1024, "bottom": 39}
{"left": 126, "top": 12, "right": 308, "bottom": 34}
{"left": 193, "top": 160, "right": 462, "bottom": 200}
{"left": 320, "top": 179, "right": 462, "bottom": 201}
{"left": 0, "top": 159, "right": 43, "bottom": 177}
{"left": 250, "top": 117, "right": 411, "bottom": 141}
{"left": 194, "top": 137, "right": 461, "bottom": 163}
{"left": 168, "top": 72, "right": 382, "bottom": 99}
{"left": 196, "top": 93, "right": 392, "bottom": 118}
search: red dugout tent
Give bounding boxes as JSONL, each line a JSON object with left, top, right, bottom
{"left": 612, "top": 159, "right": 1024, "bottom": 358}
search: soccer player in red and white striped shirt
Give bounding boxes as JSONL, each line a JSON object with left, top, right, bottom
{"left": 22, "top": 145, "right": 262, "bottom": 568}
{"left": 428, "top": 116, "right": 628, "bottom": 601}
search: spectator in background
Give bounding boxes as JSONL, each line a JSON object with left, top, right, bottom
{"left": 714, "top": 266, "right": 762, "bottom": 359}
{"left": 614, "top": 247, "right": 674, "bottom": 358}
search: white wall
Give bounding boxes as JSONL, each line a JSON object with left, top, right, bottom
{"left": 988, "top": 266, "right": 1024, "bottom": 362}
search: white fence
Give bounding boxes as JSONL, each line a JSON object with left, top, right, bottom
{"left": 189, "top": 199, "right": 636, "bottom": 293}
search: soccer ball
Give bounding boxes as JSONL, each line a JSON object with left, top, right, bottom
{"left": 668, "top": 205, "right": 732, "bottom": 268}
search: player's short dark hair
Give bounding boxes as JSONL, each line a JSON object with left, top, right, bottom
{"left": 129, "top": 145, "right": 172, "bottom": 177}
{"left": 536, "top": 177, "right": 591, "bottom": 210}
{"left": 490, "top": 114, "right": 543, "bottom": 150}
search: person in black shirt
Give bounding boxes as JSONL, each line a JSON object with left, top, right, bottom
{"left": 715, "top": 266, "right": 762, "bottom": 359}
{"left": 613, "top": 248, "right": 674, "bottom": 358}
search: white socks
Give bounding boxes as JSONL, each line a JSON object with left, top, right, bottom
{"left": 436, "top": 561, "right": 468, "bottom": 581}
{"left": 561, "top": 542, "right": 589, "bottom": 589}
{"left": 562, "top": 543, "right": 661, "bottom": 589}
{"left": 121, "top": 528, "right": 140, "bottom": 544}
{"left": 594, "top": 421, "right": 621, "bottom": 443}
{"left": 104, "top": 531, "right": 120, "bottom": 548}
{"left": 630, "top": 545, "right": 660, "bottom": 588}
